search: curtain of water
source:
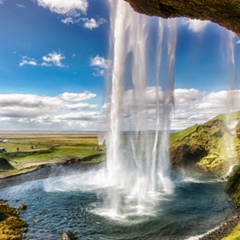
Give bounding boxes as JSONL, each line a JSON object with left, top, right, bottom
{"left": 105, "top": 0, "right": 177, "bottom": 217}
{"left": 224, "top": 31, "right": 239, "bottom": 174}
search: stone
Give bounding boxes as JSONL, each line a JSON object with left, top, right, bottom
{"left": 61, "top": 231, "right": 77, "bottom": 240}
{"left": 124, "top": 0, "right": 240, "bottom": 35}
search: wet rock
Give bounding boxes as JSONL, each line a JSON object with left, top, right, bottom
{"left": 170, "top": 143, "right": 208, "bottom": 167}
{"left": 18, "top": 204, "right": 27, "bottom": 211}
{"left": 61, "top": 231, "right": 77, "bottom": 240}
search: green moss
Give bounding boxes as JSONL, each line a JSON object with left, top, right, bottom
{"left": 225, "top": 165, "right": 240, "bottom": 207}
{"left": 0, "top": 202, "right": 27, "bottom": 240}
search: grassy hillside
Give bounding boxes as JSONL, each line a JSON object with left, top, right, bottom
{"left": 170, "top": 110, "right": 240, "bottom": 175}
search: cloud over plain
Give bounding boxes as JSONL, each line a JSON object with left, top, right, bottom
{"left": 0, "top": 88, "right": 232, "bottom": 131}
{"left": 0, "top": 92, "right": 102, "bottom": 131}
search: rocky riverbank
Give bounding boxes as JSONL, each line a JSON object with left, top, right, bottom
{"left": 199, "top": 212, "right": 240, "bottom": 239}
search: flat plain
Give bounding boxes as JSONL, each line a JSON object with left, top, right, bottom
{"left": 0, "top": 133, "right": 105, "bottom": 178}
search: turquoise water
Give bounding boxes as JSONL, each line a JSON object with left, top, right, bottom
{"left": 0, "top": 169, "right": 234, "bottom": 240}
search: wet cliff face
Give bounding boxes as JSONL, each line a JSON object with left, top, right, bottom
{"left": 125, "top": 0, "right": 240, "bottom": 35}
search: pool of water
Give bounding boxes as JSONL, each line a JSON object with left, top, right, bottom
{"left": 0, "top": 167, "right": 234, "bottom": 240}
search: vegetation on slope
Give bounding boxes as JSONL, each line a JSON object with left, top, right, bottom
{"left": 170, "top": 111, "right": 240, "bottom": 238}
{"left": 170, "top": 110, "right": 240, "bottom": 175}
{"left": 225, "top": 165, "right": 240, "bottom": 207}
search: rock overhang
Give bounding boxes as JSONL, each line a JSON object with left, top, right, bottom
{"left": 124, "top": 0, "right": 240, "bottom": 35}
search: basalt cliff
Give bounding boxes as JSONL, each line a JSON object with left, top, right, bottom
{"left": 125, "top": 0, "right": 240, "bottom": 35}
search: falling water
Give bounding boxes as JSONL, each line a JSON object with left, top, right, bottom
{"left": 104, "top": 0, "right": 177, "bottom": 217}
{"left": 223, "top": 31, "right": 239, "bottom": 174}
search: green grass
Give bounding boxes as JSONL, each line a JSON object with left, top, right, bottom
{"left": 169, "top": 124, "right": 198, "bottom": 145}
{"left": 0, "top": 134, "right": 105, "bottom": 177}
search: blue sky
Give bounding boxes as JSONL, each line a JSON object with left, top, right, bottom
{"left": 0, "top": 0, "right": 240, "bottom": 131}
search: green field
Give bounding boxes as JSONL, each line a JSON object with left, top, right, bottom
{"left": 0, "top": 133, "right": 105, "bottom": 178}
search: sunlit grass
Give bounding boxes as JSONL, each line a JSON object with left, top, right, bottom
{"left": 169, "top": 124, "right": 198, "bottom": 145}
{"left": 0, "top": 134, "right": 105, "bottom": 177}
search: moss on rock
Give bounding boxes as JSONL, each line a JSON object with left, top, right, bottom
{"left": 225, "top": 165, "right": 240, "bottom": 207}
{"left": 0, "top": 201, "right": 27, "bottom": 240}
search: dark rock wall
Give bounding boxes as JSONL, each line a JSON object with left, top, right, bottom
{"left": 125, "top": 0, "right": 240, "bottom": 35}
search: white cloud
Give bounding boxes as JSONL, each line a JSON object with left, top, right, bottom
{"left": 59, "top": 91, "right": 96, "bottom": 102}
{"left": 42, "top": 52, "right": 65, "bottom": 67}
{"left": 33, "top": 0, "right": 88, "bottom": 16}
{"left": 81, "top": 18, "right": 106, "bottom": 29}
{"left": 90, "top": 55, "right": 110, "bottom": 69}
{"left": 92, "top": 69, "right": 105, "bottom": 77}
{"left": 90, "top": 55, "right": 111, "bottom": 76}
{"left": 19, "top": 56, "right": 38, "bottom": 67}
{"left": 33, "top": 0, "right": 107, "bottom": 28}
{"left": 65, "top": 103, "right": 98, "bottom": 110}
{"left": 104, "top": 87, "right": 240, "bottom": 131}
{"left": 0, "top": 91, "right": 102, "bottom": 131}
{"left": 17, "top": 3, "right": 25, "bottom": 8}
{"left": 182, "top": 19, "right": 209, "bottom": 33}
{"left": 19, "top": 52, "right": 66, "bottom": 68}
{"left": 0, "top": 0, "right": 3, "bottom": 4}
{"left": 0, "top": 94, "right": 61, "bottom": 119}
{"left": 61, "top": 17, "right": 74, "bottom": 25}
{"left": 54, "top": 111, "right": 100, "bottom": 121}
{"left": 1, "top": 89, "right": 239, "bottom": 131}
{"left": 172, "top": 89, "right": 240, "bottom": 129}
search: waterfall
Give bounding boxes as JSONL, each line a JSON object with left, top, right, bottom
{"left": 104, "top": 0, "right": 177, "bottom": 217}
{"left": 224, "top": 31, "right": 239, "bottom": 174}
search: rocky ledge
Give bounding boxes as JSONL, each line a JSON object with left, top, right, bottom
{"left": 0, "top": 200, "right": 27, "bottom": 240}
{"left": 125, "top": 0, "right": 240, "bottom": 35}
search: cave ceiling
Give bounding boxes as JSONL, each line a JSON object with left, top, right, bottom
{"left": 125, "top": 0, "right": 240, "bottom": 35}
